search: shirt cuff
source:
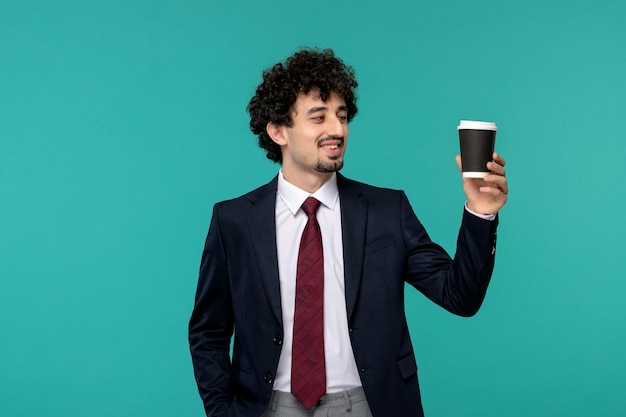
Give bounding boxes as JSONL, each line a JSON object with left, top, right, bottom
{"left": 464, "top": 202, "right": 497, "bottom": 221}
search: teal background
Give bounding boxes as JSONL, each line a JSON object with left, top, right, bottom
{"left": 2, "top": 0, "right": 625, "bottom": 416}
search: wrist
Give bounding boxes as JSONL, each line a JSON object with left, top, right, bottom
{"left": 464, "top": 202, "right": 497, "bottom": 220}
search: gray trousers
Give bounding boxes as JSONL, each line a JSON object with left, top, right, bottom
{"left": 260, "top": 387, "right": 373, "bottom": 417}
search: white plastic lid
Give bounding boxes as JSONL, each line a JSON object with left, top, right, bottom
{"left": 457, "top": 120, "right": 498, "bottom": 131}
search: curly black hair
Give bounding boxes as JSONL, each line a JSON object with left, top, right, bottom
{"left": 247, "top": 48, "right": 359, "bottom": 163}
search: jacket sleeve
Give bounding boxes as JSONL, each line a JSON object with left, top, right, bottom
{"left": 189, "top": 204, "right": 234, "bottom": 416}
{"left": 401, "top": 192, "right": 499, "bottom": 317}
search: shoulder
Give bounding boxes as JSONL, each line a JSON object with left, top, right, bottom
{"left": 214, "top": 176, "right": 278, "bottom": 210}
{"left": 337, "top": 173, "right": 406, "bottom": 201}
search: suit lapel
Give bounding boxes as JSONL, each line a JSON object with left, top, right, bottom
{"left": 247, "top": 177, "right": 283, "bottom": 326}
{"left": 337, "top": 174, "right": 368, "bottom": 320}
{"left": 245, "top": 174, "right": 368, "bottom": 326}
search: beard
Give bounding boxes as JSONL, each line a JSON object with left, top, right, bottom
{"left": 315, "top": 157, "right": 344, "bottom": 173}
{"left": 313, "top": 136, "right": 345, "bottom": 173}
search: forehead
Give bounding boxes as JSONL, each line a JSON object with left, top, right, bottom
{"left": 293, "top": 89, "right": 346, "bottom": 111}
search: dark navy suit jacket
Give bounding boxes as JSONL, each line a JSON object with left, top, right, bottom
{"left": 189, "top": 173, "right": 498, "bottom": 417}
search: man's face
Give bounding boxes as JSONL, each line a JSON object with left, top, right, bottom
{"left": 279, "top": 89, "right": 349, "bottom": 180}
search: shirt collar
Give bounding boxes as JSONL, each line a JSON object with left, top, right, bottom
{"left": 277, "top": 170, "right": 339, "bottom": 216}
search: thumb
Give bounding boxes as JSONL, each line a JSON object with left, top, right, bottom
{"left": 455, "top": 155, "right": 462, "bottom": 173}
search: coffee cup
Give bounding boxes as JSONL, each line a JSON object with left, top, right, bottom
{"left": 457, "top": 120, "right": 497, "bottom": 178}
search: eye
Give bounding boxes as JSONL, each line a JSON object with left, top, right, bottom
{"left": 338, "top": 114, "right": 348, "bottom": 123}
{"left": 311, "top": 116, "right": 324, "bottom": 122}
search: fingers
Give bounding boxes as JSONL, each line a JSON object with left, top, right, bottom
{"left": 483, "top": 153, "right": 509, "bottom": 194}
{"left": 455, "top": 155, "right": 462, "bottom": 173}
{"left": 481, "top": 179, "right": 508, "bottom": 196}
{"left": 483, "top": 171, "right": 508, "bottom": 195}
{"left": 487, "top": 152, "right": 506, "bottom": 177}
{"left": 457, "top": 153, "right": 508, "bottom": 192}
{"left": 493, "top": 152, "right": 506, "bottom": 167}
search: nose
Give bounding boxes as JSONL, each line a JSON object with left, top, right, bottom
{"left": 326, "top": 115, "right": 346, "bottom": 138}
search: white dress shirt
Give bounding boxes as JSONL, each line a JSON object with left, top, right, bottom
{"left": 272, "top": 171, "right": 362, "bottom": 393}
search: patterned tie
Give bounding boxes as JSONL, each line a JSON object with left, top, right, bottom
{"left": 291, "top": 197, "right": 326, "bottom": 409}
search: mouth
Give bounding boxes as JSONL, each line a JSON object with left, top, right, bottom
{"left": 318, "top": 137, "right": 343, "bottom": 152}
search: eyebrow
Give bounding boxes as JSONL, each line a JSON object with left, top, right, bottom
{"left": 306, "top": 105, "right": 348, "bottom": 114}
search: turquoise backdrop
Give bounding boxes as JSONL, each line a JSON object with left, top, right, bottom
{"left": 2, "top": 1, "right": 625, "bottom": 416}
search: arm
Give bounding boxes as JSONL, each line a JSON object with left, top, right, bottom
{"left": 189, "top": 205, "right": 234, "bottom": 416}
{"left": 405, "top": 152, "right": 506, "bottom": 314}
{"left": 402, "top": 149, "right": 508, "bottom": 316}
{"left": 402, "top": 194, "right": 498, "bottom": 317}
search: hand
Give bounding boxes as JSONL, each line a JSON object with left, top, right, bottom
{"left": 456, "top": 152, "right": 508, "bottom": 215}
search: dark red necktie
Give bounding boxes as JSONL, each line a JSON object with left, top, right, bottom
{"left": 291, "top": 197, "right": 325, "bottom": 409}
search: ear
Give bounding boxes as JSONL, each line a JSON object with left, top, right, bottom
{"left": 266, "top": 122, "right": 288, "bottom": 146}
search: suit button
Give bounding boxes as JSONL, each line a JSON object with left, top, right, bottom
{"left": 273, "top": 336, "right": 283, "bottom": 345}
{"left": 264, "top": 374, "right": 274, "bottom": 384}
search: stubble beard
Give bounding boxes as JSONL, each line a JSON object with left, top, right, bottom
{"left": 315, "top": 157, "right": 344, "bottom": 173}
{"left": 314, "top": 136, "right": 345, "bottom": 173}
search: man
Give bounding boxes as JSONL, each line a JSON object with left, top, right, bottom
{"left": 189, "top": 48, "right": 508, "bottom": 417}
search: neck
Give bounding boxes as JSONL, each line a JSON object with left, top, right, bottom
{"left": 281, "top": 168, "right": 333, "bottom": 194}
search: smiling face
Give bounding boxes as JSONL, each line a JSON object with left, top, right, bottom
{"left": 267, "top": 89, "right": 349, "bottom": 192}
